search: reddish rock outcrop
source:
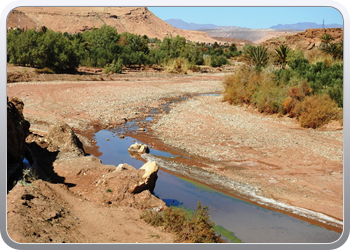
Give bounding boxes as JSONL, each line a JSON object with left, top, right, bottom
{"left": 261, "top": 28, "right": 343, "bottom": 50}
{"left": 7, "top": 97, "right": 30, "bottom": 188}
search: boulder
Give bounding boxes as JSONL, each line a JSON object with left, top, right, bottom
{"left": 128, "top": 143, "right": 150, "bottom": 154}
{"left": 44, "top": 122, "right": 85, "bottom": 159}
{"left": 129, "top": 161, "right": 159, "bottom": 194}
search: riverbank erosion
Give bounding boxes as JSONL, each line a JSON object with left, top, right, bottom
{"left": 6, "top": 72, "right": 225, "bottom": 243}
{"left": 7, "top": 98, "right": 175, "bottom": 243}
{"left": 149, "top": 95, "right": 343, "bottom": 229}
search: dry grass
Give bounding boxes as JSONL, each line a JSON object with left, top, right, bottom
{"left": 293, "top": 94, "right": 340, "bottom": 128}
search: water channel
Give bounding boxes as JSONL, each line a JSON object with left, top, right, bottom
{"left": 93, "top": 94, "right": 341, "bottom": 243}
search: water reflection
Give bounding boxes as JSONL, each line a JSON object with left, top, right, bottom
{"left": 94, "top": 129, "right": 341, "bottom": 243}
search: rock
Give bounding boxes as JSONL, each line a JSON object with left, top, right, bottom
{"left": 128, "top": 143, "right": 150, "bottom": 154}
{"left": 307, "top": 42, "right": 315, "bottom": 50}
{"left": 129, "top": 161, "right": 159, "bottom": 194}
{"left": 119, "top": 135, "right": 125, "bottom": 139}
{"left": 44, "top": 122, "right": 85, "bottom": 158}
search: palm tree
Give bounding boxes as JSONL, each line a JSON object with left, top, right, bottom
{"left": 245, "top": 45, "right": 269, "bottom": 70}
{"left": 320, "top": 33, "right": 334, "bottom": 44}
{"left": 275, "top": 44, "right": 291, "bottom": 69}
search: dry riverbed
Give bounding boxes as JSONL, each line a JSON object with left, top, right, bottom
{"left": 7, "top": 70, "right": 343, "bottom": 242}
{"left": 149, "top": 94, "right": 343, "bottom": 229}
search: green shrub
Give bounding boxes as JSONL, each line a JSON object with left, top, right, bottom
{"left": 104, "top": 58, "right": 123, "bottom": 74}
{"left": 210, "top": 55, "right": 228, "bottom": 67}
{"left": 141, "top": 202, "right": 221, "bottom": 243}
{"left": 252, "top": 81, "right": 287, "bottom": 114}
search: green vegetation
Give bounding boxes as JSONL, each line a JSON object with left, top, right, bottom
{"left": 7, "top": 27, "right": 80, "bottom": 73}
{"left": 243, "top": 45, "right": 269, "bottom": 71}
{"left": 141, "top": 202, "right": 222, "bottom": 243}
{"left": 214, "top": 225, "right": 243, "bottom": 243}
{"left": 223, "top": 34, "right": 343, "bottom": 128}
{"left": 8, "top": 25, "right": 240, "bottom": 73}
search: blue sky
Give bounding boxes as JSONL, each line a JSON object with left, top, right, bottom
{"left": 148, "top": 7, "right": 344, "bottom": 29}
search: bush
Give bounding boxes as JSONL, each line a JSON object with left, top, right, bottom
{"left": 293, "top": 94, "right": 340, "bottom": 128}
{"left": 164, "top": 57, "right": 192, "bottom": 74}
{"left": 141, "top": 202, "right": 221, "bottom": 243}
{"left": 223, "top": 66, "right": 260, "bottom": 105}
{"left": 252, "top": 80, "right": 287, "bottom": 114}
{"left": 104, "top": 58, "right": 123, "bottom": 74}
{"left": 210, "top": 55, "right": 228, "bottom": 67}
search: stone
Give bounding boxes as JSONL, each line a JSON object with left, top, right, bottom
{"left": 44, "top": 122, "right": 85, "bottom": 158}
{"left": 129, "top": 161, "right": 159, "bottom": 194}
{"left": 128, "top": 143, "right": 150, "bottom": 154}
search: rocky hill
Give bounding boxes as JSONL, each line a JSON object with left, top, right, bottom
{"left": 260, "top": 28, "right": 343, "bottom": 50}
{"left": 7, "top": 7, "right": 216, "bottom": 43}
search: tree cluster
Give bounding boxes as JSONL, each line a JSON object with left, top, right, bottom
{"left": 7, "top": 25, "right": 240, "bottom": 73}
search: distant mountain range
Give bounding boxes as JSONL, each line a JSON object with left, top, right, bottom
{"left": 165, "top": 19, "right": 217, "bottom": 30}
{"left": 270, "top": 22, "right": 343, "bottom": 30}
{"left": 165, "top": 19, "right": 343, "bottom": 31}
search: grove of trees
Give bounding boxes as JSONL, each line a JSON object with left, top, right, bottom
{"left": 7, "top": 24, "right": 240, "bottom": 74}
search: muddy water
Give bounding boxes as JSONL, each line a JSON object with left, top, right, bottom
{"left": 93, "top": 95, "right": 341, "bottom": 243}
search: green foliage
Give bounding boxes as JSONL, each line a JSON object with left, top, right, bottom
{"left": 151, "top": 35, "right": 206, "bottom": 66}
{"left": 275, "top": 60, "right": 343, "bottom": 107}
{"left": 141, "top": 202, "right": 222, "bottom": 243}
{"left": 104, "top": 58, "right": 123, "bottom": 74}
{"left": 244, "top": 45, "right": 269, "bottom": 70}
{"left": 318, "top": 33, "right": 343, "bottom": 60}
{"left": 7, "top": 28, "right": 79, "bottom": 73}
{"left": 274, "top": 44, "right": 291, "bottom": 69}
{"left": 223, "top": 55, "right": 342, "bottom": 128}
{"left": 6, "top": 25, "right": 231, "bottom": 73}
{"left": 252, "top": 81, "right": 288, "bottom": 114}
{"left": 81, "top": 24, "right": 121, "bottom": 67}
{"left": 210, "top": 55, "right": 228, "bottom": 67}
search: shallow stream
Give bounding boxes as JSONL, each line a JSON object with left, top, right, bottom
{"left": 93, "top": 94, "right": 341, "bottom": 243}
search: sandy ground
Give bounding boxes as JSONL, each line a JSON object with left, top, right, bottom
{"left": 7, "top": 69, "right": 343, "bottom": 242}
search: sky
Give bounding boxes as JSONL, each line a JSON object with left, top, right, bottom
{"left": 148, "top": 7, "right": 344, "bottom": 29}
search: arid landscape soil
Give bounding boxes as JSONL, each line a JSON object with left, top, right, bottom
{"left": 7, "top": 63, "right": 343, "bottom": 243}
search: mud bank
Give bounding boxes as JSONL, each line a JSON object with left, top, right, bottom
{"left": 142, "top": 153, "right": 342, "bottom": 230}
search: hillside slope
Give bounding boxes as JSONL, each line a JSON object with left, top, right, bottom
{"left": 260, "top": 28, "right": 343, "bottom": 50}
{"left": 7, "top": 7, "right": 216, "bottom": 43}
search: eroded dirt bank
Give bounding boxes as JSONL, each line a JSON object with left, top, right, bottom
{"left": 6, "top": 72, "right": 226, "bottom": 243}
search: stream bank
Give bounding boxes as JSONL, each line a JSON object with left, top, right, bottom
{"left": 92, "top": 93, "right": 342, "bottom": 243}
